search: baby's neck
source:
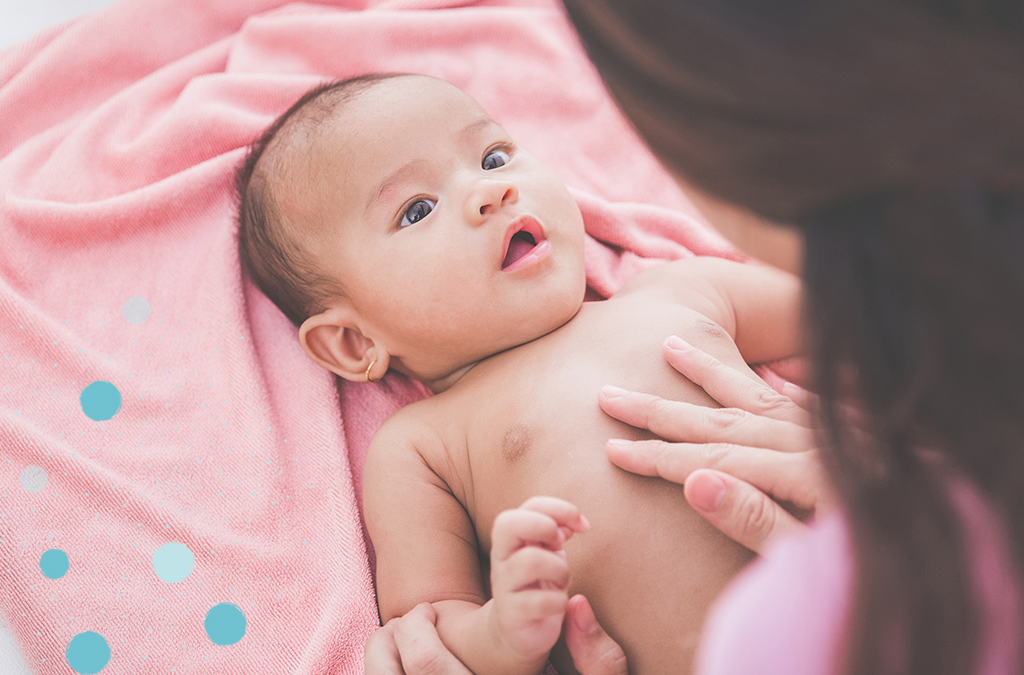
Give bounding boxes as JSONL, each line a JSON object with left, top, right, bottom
{"left": 416, "top": 304, "right": 588, "bottom": 394}
{"left": 420, "top": 360, "right": 482, "bottom": 395}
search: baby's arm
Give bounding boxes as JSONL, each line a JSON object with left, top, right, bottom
{"left": 364, "top": 413, "right": 587, "bottom": 675}
{"left": 624, "top": 257, "right": 804, "bottom": 364}
{"left": 696, "top": 257, "right": 803, "bottom": 364}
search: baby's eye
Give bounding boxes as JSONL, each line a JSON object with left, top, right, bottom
{"left": 400, "top": 199, "right": 436, "bottom": 227}
{"left": 482, "top": 149, "right": 510, "bottom": 170}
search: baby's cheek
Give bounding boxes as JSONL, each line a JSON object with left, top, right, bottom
{"left": 551, "top": 183, "right": 584, "bottom": 230}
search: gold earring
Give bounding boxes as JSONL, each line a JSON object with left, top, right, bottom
{"left": 366, "top": 357, "right": 383, "bottom": 383}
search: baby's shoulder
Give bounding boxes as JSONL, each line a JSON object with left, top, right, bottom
{"left": 371, "top": 395, "right": 449, "bottom": 453}
{"left": 364, "top": 397, "right": 458, "bottom": 493}
{"left": 612, "top": 255, "right": 743, "bottom": 320}
{"left": 615, "top": 255, "right": 739, "bottom": 295}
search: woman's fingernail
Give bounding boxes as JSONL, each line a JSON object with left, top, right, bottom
{"left": 602, "top": 385, "right": 628, "bottom": 398}
{"left": 607, "top": 439, "right": 632, "bottom": 451}
{"left": 665, "top": 335, "right": 693, "bottom": 352}
{"left": 687, "top": 472, "right": 727, "bottom": 512}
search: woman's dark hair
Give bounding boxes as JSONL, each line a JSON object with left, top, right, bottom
{"left": 561, "top": 1, "right": 1024, "bottom": 674}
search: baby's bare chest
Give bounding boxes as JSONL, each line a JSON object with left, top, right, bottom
{"left": 419, "top": 295, "right": 758, "bottom": 673}
{"left": 434, "top": 295, "right": 752, "bottom": 548}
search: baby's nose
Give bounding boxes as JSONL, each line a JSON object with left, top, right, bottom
{"left": 473, "top": 180, "right": 519, "bottom": 219}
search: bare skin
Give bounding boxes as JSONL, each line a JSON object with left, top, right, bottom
{"left": 265, "top": 75, "right": 803, "bottom": 675}
{"left": 363, "top": 257, "right": 801, "bottom": 675}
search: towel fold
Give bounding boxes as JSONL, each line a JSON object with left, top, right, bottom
{"left": 0, "top": 1, "right": 736, "bottom": 672}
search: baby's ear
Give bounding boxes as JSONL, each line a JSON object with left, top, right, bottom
{"left": 299, "top": 307, "right": 387, "bottom": 382}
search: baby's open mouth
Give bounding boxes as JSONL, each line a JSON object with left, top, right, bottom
{"left": 502, "top": 230, "right": 538, "bottom": 269}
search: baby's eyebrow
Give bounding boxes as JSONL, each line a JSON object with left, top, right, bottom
{"left": 367, "top": 159, "right": 429, "bottom": 215}
{"left": 365, "top": 117, "right": 498, "bottom": 215}
{"left": 459, "top": 116, "right": 495, "bottom": 141}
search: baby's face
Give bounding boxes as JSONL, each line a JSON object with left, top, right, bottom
{"left": 292, "top": 76, "right": 587, "bottom": 383}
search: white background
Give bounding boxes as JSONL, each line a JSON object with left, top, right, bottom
{"left": 1, "top": 0, "right": 122, "bottom": 50}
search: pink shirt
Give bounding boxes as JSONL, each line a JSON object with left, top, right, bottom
{"left": 696, "top": 478, "right": 1021, "bottom": 675}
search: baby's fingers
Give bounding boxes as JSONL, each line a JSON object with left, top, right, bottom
{"left": 518, "top": 496, "right": 590, "bottom": 535}
{"left": 494, "top": 545, "right": 572, "bottom": 595}
{"left": 500, "top": 588, "right": 571, "bottom": 624}
{"left": 491, "top": 510, "right": 562, "bottom": 562}
{"left": 491, "top": 497, "right": 588, "bottom": 561}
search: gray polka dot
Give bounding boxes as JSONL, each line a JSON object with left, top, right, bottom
{"left": 122, "top": 297, "right": 151, "bottom": 325}
{"left": 20, "top": 465, "right": 48, "bottom": 493}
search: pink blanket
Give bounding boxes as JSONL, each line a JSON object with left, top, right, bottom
{"left": 0, "top": 1, "right": 739, "bottom": 672}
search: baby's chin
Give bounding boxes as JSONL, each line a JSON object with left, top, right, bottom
{"left": 413, "top": 283, "right": 585, "bottom": 389}
{"left": 534, "top": 283, "right": 587, "bottom": 337}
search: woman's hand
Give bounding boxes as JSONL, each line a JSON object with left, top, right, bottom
{"left": 599, "top": 336, "right": 834, "bottom": 554}
{"left": 365, "top": 603, "right": 473, "bottom": 675}
{"left": 364, "top": 598, "right": 628, "bottom": 675}
{"left": 563, "top": 595, "right": 628, "bottom": 675}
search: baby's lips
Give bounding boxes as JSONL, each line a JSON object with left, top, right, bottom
{"left": 500, "top": 215, "right": 545, "bottom": 268}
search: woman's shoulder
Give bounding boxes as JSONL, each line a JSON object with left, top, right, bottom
{"left": 695, "top": 512, "right": 854, "bottom": 675}
{"left": 696, "top": 480, "right": 1022, "bottom": 675}
{"left": 945, "top": 469, "right": 1023, "bottom": 675}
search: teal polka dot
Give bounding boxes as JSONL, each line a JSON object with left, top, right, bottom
{"left": 66, "top": 631, "right": 110, "bottom": 674}
{"left": 40, "top": 549, "right": 69, "bottom": 579}
{"left": 205, "top": 603, "right": 246, "bottom": 646}
{"left": 152, "top": 542, "right": 194, "bottom": 583}
{"left": 80, "top": 381, "right": 122, "bottom": 421}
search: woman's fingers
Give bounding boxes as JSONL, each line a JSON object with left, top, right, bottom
{"left": 600, "top": 389, "right": 814, "bottom": 453}
{"left": 563, "top": 595, "right": 629, "bottom": 675}
{"left": 599, "top": 337, "right": 815, "bottom": 452}
{"left": 364, "top": 620, "right": 406, "bottom": 675}
{"left": 684, "top": 470, "right": 806, "bottom": 555}
{"left": 606, "top": 440, "right": 828, "bottom": 512}
{"left": 661, "top": 336, "right": 810, "bottom": 424}
{"left": 781, "top": 381, "right": 817, "bottom": 412}
{"left": 379, "top": 603, "right": 473, "bottom": 675}
{"left": 596, "top": 338, "right": 831, "bottom": 554}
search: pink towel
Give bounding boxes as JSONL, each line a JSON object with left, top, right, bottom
{"left": 0, "top": 1, "right": 739, "bottom": 673}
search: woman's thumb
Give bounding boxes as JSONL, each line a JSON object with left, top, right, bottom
{"left": 563, "top": 595, "right": 628, "bottom": 675}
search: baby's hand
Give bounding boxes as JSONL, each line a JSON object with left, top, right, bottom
{"left": 489, "top": 496, "right": 590, "bottom": 661}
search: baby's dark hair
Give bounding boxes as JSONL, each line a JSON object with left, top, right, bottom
{"left": 235, "top": 72, "right": 410, "bottom": 327}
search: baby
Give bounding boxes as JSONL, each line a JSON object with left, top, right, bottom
{"left": 235, "top": 73, "right": 803, "bottom": 675}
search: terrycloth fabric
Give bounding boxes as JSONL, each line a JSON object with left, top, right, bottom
{"left": 0, "top": 1, "right": 739, "bottom": 673}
